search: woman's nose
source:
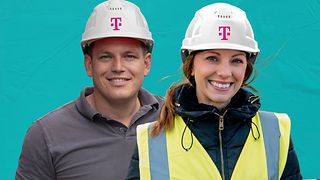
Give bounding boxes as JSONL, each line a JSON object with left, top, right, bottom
{"left": 216, "top": 62, "right": 232, "bottom": 77}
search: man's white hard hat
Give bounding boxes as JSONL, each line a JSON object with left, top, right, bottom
{"left": 81, "top": 0, "right": 153, "bottom": 54}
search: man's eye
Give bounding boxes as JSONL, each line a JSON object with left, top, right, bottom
{"left": 99, "top": 55, "right": 112, "bottom": 60}
{"left": 125, "top": 55, "right": 137, "bottom": 60}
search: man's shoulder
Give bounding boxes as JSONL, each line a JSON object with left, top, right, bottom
{"left": 22, "top": 98, "right": 81, "bottom": 145}
{"left": 140, "top": 88, "right": 165, "bottom": 107}
{"left": 34, "top": 98, "right": 79, "bottom": 126}
{"left": 153, "top": 95, "right": 165, "bottom": 104}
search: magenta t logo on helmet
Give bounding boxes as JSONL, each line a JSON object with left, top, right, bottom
{"left": 110, "top": 17, "right": 122, "bottom": 31}
{"left": 218, "top": 26, "right": 231, "bottom": 40}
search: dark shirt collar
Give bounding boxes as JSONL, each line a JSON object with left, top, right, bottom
{"left": 76, "top": 87, "right": 161, "bottom": 122}
{"left": 138, "top": 88, "right": 161, "bottom": 109}
{"left": 75, "top": 87, "right": 97, "bottom": 121}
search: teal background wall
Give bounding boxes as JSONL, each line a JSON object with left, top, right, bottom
{"left": 1, "top": 0, "right": 319, "bottom": 179}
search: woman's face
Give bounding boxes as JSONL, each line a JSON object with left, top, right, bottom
{"left": 192, "top": 49, "right": 247, "bottom": 109}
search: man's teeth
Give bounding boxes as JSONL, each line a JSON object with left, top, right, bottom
{"left": 212, "top": 81, "right": 230, "bottom": 89}
{"left": 111, "top": 78, "right": 127, "bottom": 82}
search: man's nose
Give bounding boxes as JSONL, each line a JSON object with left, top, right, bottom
{"left": 111, "top": 58, "right": 125, "bottom": 72}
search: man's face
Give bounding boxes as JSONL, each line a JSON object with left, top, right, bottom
{"left": 84, "top": 37, "right": 151, "bottom": 103}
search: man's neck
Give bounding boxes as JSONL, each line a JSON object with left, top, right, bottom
{"left": 86, "top": 93, "right": 141, "bottom": 127}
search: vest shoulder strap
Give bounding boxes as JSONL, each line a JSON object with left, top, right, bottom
{"left": 137, "top": 122, "right": 170, "bottom": 180}
{"left": 273, "top": 112, "right": 291, "bottom": 177}
{"left": 258, "top": 111, "right": 281, "bottom": 179}
{"left": 137, "top": 122, "right": 152, "bottom": 180}
{"left": 258, "top": 111, "right": 291, "bottom": 179}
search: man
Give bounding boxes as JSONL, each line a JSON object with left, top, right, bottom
{"left": 16, "top": 0, "right": 163, "bottom": 179}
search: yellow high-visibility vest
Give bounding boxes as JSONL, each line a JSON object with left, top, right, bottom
{"left": 137, "top": 111, "right": 291, "bottom": 180}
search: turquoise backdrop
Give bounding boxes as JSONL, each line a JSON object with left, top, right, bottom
{"left": 1, "top": 0, "right": 319, "bottom": 179}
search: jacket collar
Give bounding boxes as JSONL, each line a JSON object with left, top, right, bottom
{"left": 174, "top": 84, "right": 261, "bottom": 123}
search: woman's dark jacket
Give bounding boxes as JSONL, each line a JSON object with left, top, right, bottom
{"left": 126, "top": 85, "right": 302, "bottom": 180}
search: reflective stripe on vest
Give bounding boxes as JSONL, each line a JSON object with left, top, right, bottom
{"left": 259, "top": 111, "right": 280, "bottom": 179}
{"left": 147, "top": 125, "right": 170, "bottom": 180}
{"left": 137, "top": 111, "right": 291, "bottom": 180}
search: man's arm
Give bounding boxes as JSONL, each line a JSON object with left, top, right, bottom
{"left": 16, "top": 121, "right": 56, "bottom": 180}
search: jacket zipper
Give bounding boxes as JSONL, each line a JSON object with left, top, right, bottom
{"left": 216, "top": 110, "right": 227, "bottom": 180}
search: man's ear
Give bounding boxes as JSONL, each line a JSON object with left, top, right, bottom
{"left": 144, "top": 53, "right": 152, "bottom": 76}
{"left": 84, "top": 54, "right": 93, "bottom": 77}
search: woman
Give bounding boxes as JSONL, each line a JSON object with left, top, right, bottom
{"left": 126, "top": 3, "right": 302, "bottom": 180}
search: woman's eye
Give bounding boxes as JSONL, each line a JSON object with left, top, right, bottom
{"left": 206, "top": 56, "right": 218, "bottom": 62}
{"left": 232, "top": 58, "right": 244, "bottom": 64}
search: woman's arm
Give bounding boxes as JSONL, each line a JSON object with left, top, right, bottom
{"left": 126, "top": 144, "right": 140, "bottom": 180}
{"left": 280, "top": 137, "right": 303, "bottom": 180}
